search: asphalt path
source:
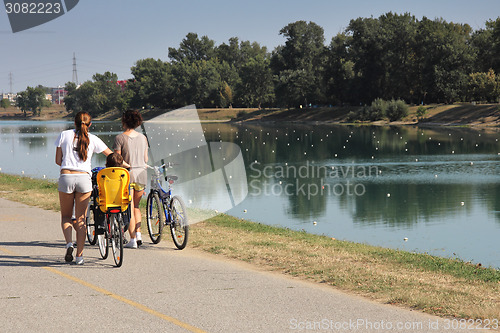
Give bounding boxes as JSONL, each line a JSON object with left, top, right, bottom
{"left": 0, "top": 198, "right": 487, "bottom": 333}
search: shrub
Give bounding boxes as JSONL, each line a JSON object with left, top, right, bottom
{"left": 386, "top": 99, "right": 409, "bottom": 121}
{"left": 369, "top": 98, "right": 387, "bottom": 121}
{"left": 416, "top": 105, "right": 427, "bottom": 120}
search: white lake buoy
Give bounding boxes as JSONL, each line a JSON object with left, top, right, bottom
{"left": 243, "top": 209, "right": 247, "bottom": 213}
{"left": 461, "top": 202, "right": 465, "bottom": 206}
{"left": 313, "top": 221, "right": 317, "bottom": 225}
{"left": 387, "top": 193, "right": 391, "bottom": 198}
{"left": 404, "top": 237, "right": 408, "bottom": 241}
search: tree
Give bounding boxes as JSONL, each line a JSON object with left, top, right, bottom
{"left": 236, "top": 55, "right": 275, "bottom": 108}
{"left": 91, "top": 72, "right": 123, "bottom": 114}
{"left": 63, "top": 81, "right": 78, "bottom": 113}
{"left": 0, "top": 98, "right": 10, "bottom": 110}
{"left": 129, "top": 58, "right": 172, "bottom": 108}
{"left": 16, "top": 86, "right": 49, "bottom": 116}
{"left": 342, "top": 13, "right": 419, "bottom": 103}
{"left": 168, "top": 33, "right": 216, "bottom": 62}
{"left": 468, "top": 69, "right": 500, "bottom": 102}
{"left": 325, "top": 32, "right": 355, "bottom": 104}
{"left": 216, "top": 37, "right": 241, "bottom": 67}
{"left": 271, "top": 21, "right": 326, "bottom": 107}
{"left": 415, "top": 17, "right": 474, "bottom": 103}
{"left": 170, "top": 59, "right": 223, "bottom": 108}
{"left": 64, "top": 71, "right": 128, "bottom": 116}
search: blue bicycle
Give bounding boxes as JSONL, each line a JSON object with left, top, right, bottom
{"left": 146, "top": 163, "right": 189, "bottom": 249}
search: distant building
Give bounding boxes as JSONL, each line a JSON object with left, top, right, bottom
{"left": 51, "top": 88, "right": 67, "bottom": 105}
{"left": 1, "top": 93, "right": 16, "bottom": 103}
{"left": 116, "top": 80, "right": 127, "bottom": 90}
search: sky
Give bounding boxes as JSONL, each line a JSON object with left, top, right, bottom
{"left": 1, "top": 0, "right": 500, "bottom": 94}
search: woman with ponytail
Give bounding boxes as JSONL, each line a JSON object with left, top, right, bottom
{"left": 55, "top": 112, "right": 112, "bottom": 265}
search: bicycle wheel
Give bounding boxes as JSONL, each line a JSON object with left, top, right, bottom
{"left": 85, "top": 194, "right": 97, "bottom": 245}
{"left": 146, "top": 191, "right": 164, "bottom": 244}
{"left": 169, "top": 196, "right": 189, "bottom": 250}
{"left": 97, "top": 217, "right": 108, "bottom": 259}
{"left": 110, "top": 214, "right": 124, "bottom": 267}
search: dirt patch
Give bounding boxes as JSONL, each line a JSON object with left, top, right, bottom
{"left": 0, "top": 105, "right": 70, "bottom": 121}
{"left": 420, "top": 104, "right": 500, "bottom": 127}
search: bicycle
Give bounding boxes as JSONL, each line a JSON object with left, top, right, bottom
{"left": 95, "top": 167, "right": 131, "bottom": 267}
{"left": 86, "top": 167, "right": 104, "bottom": 246}
{"left": 146, "top": 163, "right": 189, "bottom": 249}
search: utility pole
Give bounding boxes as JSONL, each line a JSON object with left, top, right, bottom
{"left": 72, "top": 52, "right": 78, "bottom": 86}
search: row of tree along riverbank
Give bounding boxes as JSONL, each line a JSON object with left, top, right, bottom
{"left": 9, "top": 13, "right": 500, "bottom": 119}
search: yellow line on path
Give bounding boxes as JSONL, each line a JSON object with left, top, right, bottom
{"left": 0, "top": 246, "right": 208, "bottom": 333}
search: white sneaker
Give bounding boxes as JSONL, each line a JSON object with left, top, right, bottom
{"left": 136, "top": 232, "right": 142, "bottom": 246}
{"left": 75, "top": 256, "right": 84, "bottom": 265}
{"left": 124, "top": 238, "right": 137, "bottom": 249}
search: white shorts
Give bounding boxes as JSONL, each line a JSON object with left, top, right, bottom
{"left": 58, "top": 174, "right": 92, "bottom": 194}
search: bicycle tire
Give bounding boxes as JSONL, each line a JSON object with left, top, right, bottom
{"left": 169, "top": 195, "right": 189, "bottom": 250}
{"left": 110, "top": 214, "right": 123, "bottom": 267}
{"left": 146, "top": 191, "right": 164, "bottom": 244}
{"left": 97, "top": 217, "right": 108, "bottom": 259}
{"left": 86, "top": 194, "right": 97, "bottom": 245}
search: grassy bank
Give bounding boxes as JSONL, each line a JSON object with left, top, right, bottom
{"left": 3, "top": 103, "right": 500, "bottom": 127}
{"left": 1, "top": 172, "right": 499, "bottom": 320}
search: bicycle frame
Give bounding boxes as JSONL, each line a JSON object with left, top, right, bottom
{"left": 149, "top": 164, "right": 174, "bottom": 225}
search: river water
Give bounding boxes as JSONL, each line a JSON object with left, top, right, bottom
{"left": 1, "top": 120, "right": 499, "bottom": 268}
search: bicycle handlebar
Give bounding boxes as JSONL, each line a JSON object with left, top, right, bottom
{"left": 146, "top": 162, "right": 178, "bottom": 171}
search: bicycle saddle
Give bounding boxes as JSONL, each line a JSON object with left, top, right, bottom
{"left": 165, "top": 175, "right": 178, "bottom": 183}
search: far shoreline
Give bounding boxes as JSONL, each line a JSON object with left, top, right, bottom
{"left": 2, "top": 103, "right": 500, "bottom": 130}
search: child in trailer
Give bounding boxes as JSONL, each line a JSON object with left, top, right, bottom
{"left": 99, "top": 152, "right": 131, "bottom": 232}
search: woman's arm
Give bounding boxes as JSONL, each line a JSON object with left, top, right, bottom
{"left": 102, "top": 148, "right": 112, "bottom": 156}
{"left": 55, "top": 147, "right": 62, "bottom": 166}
